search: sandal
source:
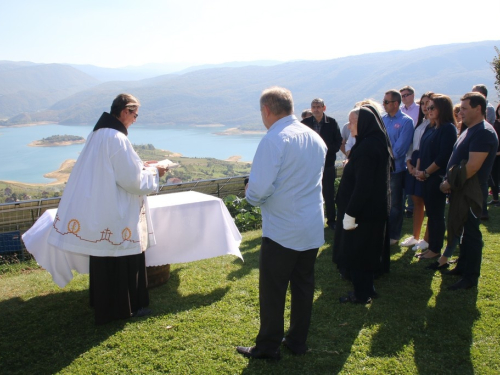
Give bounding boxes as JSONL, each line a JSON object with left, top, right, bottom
{"left": 425, "top": 261, "right": 450, "bottom": 270}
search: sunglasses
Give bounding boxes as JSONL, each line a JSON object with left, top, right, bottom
{"left": 402, "top": 93, "right": 413, "bottom": 98}
{"left": 427, "top": 105, "right": 436, "bottom": 111}
{"left": 129, "top": 110, "right": 139, "bottom": 119}
{"left": 383, "top": 100, "right": 396, "bottom": 105}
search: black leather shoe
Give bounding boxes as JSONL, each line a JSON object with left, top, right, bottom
{"left": 444, "top": 267, "right": 462, "bottom": 276}
{"left": 447, "top": 278, "right": 476, "bottom": 291}
{"left": 282, "top": 338, "right": 307, "bottom": 356}
{"left": 236, "top": 346, "right": 280, "bottom": 361}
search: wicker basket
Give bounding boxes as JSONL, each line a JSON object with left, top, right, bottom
{"left": 147, "top": 264, "right": 170, "bottom": 288}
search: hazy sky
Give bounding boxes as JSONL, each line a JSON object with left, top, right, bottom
{"left": 3, "top": 0, "right": 500, "bottom": 68}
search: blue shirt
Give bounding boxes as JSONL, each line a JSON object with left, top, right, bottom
{"left": 382, "top": 109, "right": 414, "bottom": 173}
{"left": 246, "top": 115, "right": 327, "bottom": 251}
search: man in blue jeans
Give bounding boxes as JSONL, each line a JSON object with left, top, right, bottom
{"left": 382, "top": 90, "right": 414, "bottom": 244}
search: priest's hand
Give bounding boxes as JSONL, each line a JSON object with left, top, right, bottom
{"left": 343, "top": 214, "right": 358, "bottom": 230}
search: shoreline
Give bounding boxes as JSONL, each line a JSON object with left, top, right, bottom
{"left": 1, "top": 153, "right": 251, "bottom": 188}
{"left": 1, "top": 159, "right": 75, "bottom": 187}
{"left": 214, "top": 127, "right": 265, "bottom": 136}
{"left": 28, "top": 140, "right": 86, "bottom": 147}
{"left": 0, "top": 121, "right": 57, "bottom": 128}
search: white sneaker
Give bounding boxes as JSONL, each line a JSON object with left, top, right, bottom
{"left": 412, "top": 240, "right": 429, "bottom": 251}
{"left": 400, "top": 236, "right": 418, "bottom": 247}
{"left": 390, "top": 239, "right": 398, "bottom": 245}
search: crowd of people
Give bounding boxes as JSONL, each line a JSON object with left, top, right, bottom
{"left": 238, "top": 85, "right": 498, "bottom": 360}
{"left": 43, "top": 86, "right": 499, "bottom": 362}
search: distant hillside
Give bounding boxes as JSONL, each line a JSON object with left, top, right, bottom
{"left": 2, "top": 41, "right": 499, "bottom": 126}
{"left": 0, "top": 62, "right": 100, "bottom": 119}
{"left": 69, "top": 60, "right": 284, "bottom": 81}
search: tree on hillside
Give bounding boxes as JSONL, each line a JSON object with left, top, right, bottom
{"left": 490, "top": 46, "right": 500, "bottom": 99}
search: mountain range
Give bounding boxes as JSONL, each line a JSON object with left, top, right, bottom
{"left": 1, "top": 40, "right": 498, "bottom": 128}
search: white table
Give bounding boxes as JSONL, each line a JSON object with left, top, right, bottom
{"left": 22, "top": 191, "right": 243, "bottom": 288}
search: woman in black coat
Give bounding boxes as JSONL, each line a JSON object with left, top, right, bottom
{"left": 334, "top": 106, "right": 393, "bottom": 304}
{"left": 414, "top": 94, "right": 457, "bottom": 259}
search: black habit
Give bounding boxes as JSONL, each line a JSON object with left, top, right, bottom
{"left": 333, "top": 107, "right": 392, "bottom": 274}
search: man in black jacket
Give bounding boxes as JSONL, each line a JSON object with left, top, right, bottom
{"left": 302, "top": 98, "right": 342, "bottom": 229}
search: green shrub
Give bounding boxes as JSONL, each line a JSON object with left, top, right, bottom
{"left": 223, "top": 194, "right": 261, "bottom": 232}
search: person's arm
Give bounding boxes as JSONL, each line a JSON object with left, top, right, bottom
{"left": 245, "top": 137, "right": 280, "bottom": 207}
{"left": 391, "top": 119, "right": 414, "bottom": 160}
{"left": 433, "top": 125, "right": 457, "bottom": 172}
{"left": 340, "top": 138, "right": 347, "bottom": 156}
{"left": 331, "top": 119, "right": 342, "bottom": 154}
{"left": 486, "top": 106, "right": 496, "bottom": 125}
{"left": 465, "top": 152, "right": 489, "bottom": 179}
{"left": 112, "top": 136, "right": 160, "bottom": 195}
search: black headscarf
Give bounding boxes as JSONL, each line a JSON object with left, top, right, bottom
{"left": 350, "top": 105, "right": 395, "bottom": 171}
{"left": 93, "top": 112, "right": 128, "bottom": 136}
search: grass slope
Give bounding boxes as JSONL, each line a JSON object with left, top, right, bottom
{"left": 1, "top": 211, "right": 499, "bottom": 374}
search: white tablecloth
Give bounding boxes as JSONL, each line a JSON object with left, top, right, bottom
{"left": 22, "top": 191, "right": 243, "bottom": 288}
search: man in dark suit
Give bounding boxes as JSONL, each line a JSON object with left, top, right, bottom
{"left": 302, "top": 98, "right": 342, "bottom": 229}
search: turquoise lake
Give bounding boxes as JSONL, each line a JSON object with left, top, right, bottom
{"left": 0, "top": 124, "right": 264, "bottom": 183}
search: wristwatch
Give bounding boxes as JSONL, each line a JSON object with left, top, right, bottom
{"left": 424, "top": 169, "right": 430, "bottom": 179}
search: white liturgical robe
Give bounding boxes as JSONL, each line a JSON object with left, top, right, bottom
{"left": 48, "top": 127, "right": 159, "bottom": 257}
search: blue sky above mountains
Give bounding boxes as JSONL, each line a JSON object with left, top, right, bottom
{"left": 2, "top": 0, "right": 499, "bottom": 68}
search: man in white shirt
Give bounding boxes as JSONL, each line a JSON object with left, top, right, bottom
{"left": 400, "top": 85, "right": 419, "bottom": 125}
{"left": 237, "top": 87, "right": 327, "bottom": 360}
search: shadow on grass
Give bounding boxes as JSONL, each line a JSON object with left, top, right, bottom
{"left": 225, "top": 235, "right": 262, "bottom": 281}
{"left": 0, "top": 289, "right": 125, "bottom": 375}
{"left": 413, "top": 279, "right": 478, "bottom": 374}
{"left": 232, "top": 221, "right": 480, "bottom": 374}
{"left": 149, "top": 267, "right": 231, "bottom": 315}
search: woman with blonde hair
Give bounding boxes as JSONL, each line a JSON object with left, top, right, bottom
{"left": 400, "top": 92, "right": 434, "bottom": 251}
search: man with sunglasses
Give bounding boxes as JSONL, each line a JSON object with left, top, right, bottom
{"left": 48, "top": 93, "right": 167, "bottom": 324}
{"left": 382, "top": 90, "right": 414, "bottom": 245}
{"left": 400, "top": 86, "right": 419, "bottom": 125}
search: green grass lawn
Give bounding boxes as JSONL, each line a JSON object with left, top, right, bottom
{"left": 1, "top": 210, "right": 499, "bottom": 374}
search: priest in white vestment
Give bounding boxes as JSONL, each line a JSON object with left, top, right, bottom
{"left": 48, "top": 93, "right": 166, "bottom": 324}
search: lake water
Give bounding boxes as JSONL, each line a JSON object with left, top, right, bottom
{"left": 0, "top": 124, "right": 264, "bottom": 183}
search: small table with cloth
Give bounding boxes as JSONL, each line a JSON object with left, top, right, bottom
{"left": 22, "top": 191, "right": 243, "bottom": 288}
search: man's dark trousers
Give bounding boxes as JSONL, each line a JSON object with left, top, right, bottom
{"left": 323, "top": 165, "right": 336, "bottom": 228}
{"left": 255, "top": 237, "right": 318, "bottom": 355}
{"left": 455, "top": 210, "right": 483, "bottom": 285}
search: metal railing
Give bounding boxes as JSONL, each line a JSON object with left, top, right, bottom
{"left": 1, "top": 164, "right": 344, "bottom": 256}
{"left": 0, "top": 175, "right": 249, "bottom": 244}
